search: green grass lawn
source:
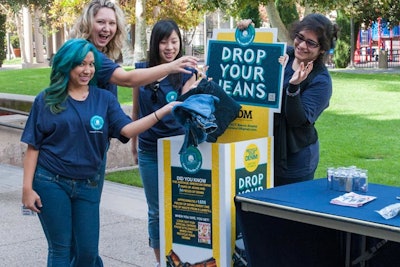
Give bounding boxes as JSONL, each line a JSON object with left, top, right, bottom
{"left": 0, "top": 67, "right": 134, "bottom": 104}
{"left": 315, "top": 71, "right": 400, "bottom": 186}
{"left": 1, "top": 64, "right": 400, "bottom": 186}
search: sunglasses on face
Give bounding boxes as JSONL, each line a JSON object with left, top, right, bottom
{"left": 151, "top": 82, "right": 160, "bottom": 104}
{"left": 295, "top": 33, "right": 320, "bottom": 49}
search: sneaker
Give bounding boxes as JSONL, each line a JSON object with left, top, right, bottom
{"left": 155, "top": 263, "right": 160, "bottom": 267}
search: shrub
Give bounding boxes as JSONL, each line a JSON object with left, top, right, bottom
{"left": 0, "top": 13, "right": 6, "bottom": 66}
{"left": 10, "top": 35, "right": 19, "bottom": 48}
{"left": 334, "top": 39, "right": 351, "bottom": 68}
{"left": 334, "top": 11, "right": 352, "bottom": 68}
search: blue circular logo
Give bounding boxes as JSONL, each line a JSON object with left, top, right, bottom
{"left": 235, "top": 24, "right": 255, "bottom": 47}
{"left": 166, "top": 91, "right": 178, "bottom": 102}
{"left": 90, "top": 115, "right": 104, "bottom": 130}
{"left": 180, "top": 146, "right": 202, "bottom": 174}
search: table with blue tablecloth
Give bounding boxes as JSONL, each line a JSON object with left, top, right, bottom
{"left": 234, "top": 178, "right": 400, "bottom": 267}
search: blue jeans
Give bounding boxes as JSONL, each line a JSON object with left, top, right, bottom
{"left": 33, "top": 165, "right": 104, "bottom": 267}
{"left": 138, "top": 150, "right": 160, "bottom": 249}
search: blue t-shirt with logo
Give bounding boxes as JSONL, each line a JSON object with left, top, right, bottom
{"left": 21, "top": 85, "right": 131, "bottom": 179}
{"left": 135, "top": 62, "right": 197, "bottom": 152}
{"left": 96, "top": 52, "right": 120, "bottom": 97}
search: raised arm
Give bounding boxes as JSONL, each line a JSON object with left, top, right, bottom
{"left": 110, "top": 56, "right": 199, "bottom": 88}
{"left": 121, "top": 101, "right": 180, "bottom": 138}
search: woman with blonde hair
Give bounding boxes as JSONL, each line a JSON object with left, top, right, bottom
{"left": 70, "top": 0, "right": 198, "bottom": 96}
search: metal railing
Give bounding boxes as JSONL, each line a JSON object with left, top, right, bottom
{"left": 354, "top": 48, "right": 400, "bottom": 68}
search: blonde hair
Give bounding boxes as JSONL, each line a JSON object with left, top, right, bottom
{"left": 70, "top": 0, "right": 126, "bottom": 60}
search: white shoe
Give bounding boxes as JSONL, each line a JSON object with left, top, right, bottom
{"left": 155, "top": 263, "right": 160, "bottom": 267}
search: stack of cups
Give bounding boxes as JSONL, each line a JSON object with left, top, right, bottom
{"left": 327, "top": 166, "right": 368, "bottom": 193}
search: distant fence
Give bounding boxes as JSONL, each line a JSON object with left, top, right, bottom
{"left": 354, "top": 48, "right": 400, "bottom": 68}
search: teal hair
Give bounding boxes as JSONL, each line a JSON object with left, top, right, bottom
{"left": 44, "top": 38, "right": 102, "bottom": 114}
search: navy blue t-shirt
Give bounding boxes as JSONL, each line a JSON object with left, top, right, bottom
{"left": 21, "top": 85, "right": 132, "bottom": 179}
{"left": 96, "top": 52, "right": 120, "bottom": 97}
{"left": 136, "top": 62, "right": 197, "bottom": 152}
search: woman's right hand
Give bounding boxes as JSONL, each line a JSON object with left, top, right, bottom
{"left": 168, "top": 56, "right": 199, "bottom": 74}
{"left": 22, "top": 188, "right": 42, "bottom": 213}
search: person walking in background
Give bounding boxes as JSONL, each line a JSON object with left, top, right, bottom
{"left": 131, "top": 19, "right": 198, "bottom": 267}
{"left": 21, "top": 38, "right": 180, "bottom": 267}
{"left": 238, "top": 13, "right": 338, "bottom": 187}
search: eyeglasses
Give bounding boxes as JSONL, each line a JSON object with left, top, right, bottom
{"left": 151, "top": 82, "right": 160, "bottom": 104}
{"left": 295, "top": 33, "right": 320, "bottom": 49}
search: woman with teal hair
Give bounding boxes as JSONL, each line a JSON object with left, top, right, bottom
{"left": 20, "top": 38, "right": 179, "bottom": 267}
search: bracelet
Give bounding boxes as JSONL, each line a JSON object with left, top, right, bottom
{"left": 154, "top": 111, "right": 160, "bottom": 121}
{"left": 286, "top": 86, "right": 301, "bottom": 97}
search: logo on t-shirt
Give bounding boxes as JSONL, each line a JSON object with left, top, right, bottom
{"left": 90, "top": 115, "right": 104, "bottom": 130}
{"left": 166, "top": 91, "right": 178, "bottom": 102}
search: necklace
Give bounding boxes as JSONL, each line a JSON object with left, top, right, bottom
{"left": 68, "top": 87, "right": 89, "bottom": 101}
{"left": 81, "top": 91, "right": 89, "bottom": 99}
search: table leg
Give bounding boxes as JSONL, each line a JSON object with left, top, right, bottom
{"left": 345, "top": 232, "right": 351, "bottom": 267}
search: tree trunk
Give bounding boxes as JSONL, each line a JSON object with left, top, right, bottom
{"left": 22, "top": 6, "right": 34, "bottom": 64}
{"left": 265, "top": 0, "right": 291, "bottom": 44}
{"left": 133, "top": 0, "right": 147, "bottom": 63}
{"left": 33, "top": 7, "right": 45, "bottom": 63}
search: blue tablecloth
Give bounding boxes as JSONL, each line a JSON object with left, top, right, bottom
{"left": 235, "top": 179, "right": 400, "bottom": 267}
{"left": 239, "top": 178, "right": 400, "bottom": 227}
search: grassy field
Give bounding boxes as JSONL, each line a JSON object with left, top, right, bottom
{"left": 0, "top": 67, "right": 134, "bottom": 104}
{"left": 1, "top": 64, "right": 399, "bottom": 186}
{"left": 315, "top": 71, "right": 400, "bottom": 185}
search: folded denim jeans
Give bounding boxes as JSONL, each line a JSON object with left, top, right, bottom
{"left": 173, "top": 94, "right": 219, "bottom": 153}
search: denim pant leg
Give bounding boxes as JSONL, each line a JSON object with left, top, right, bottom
{"left": 71, "top": 166, "right": 107, "bottom": 266}
{"left": 33, "top": 166, "right": 73, "bottom": 267}
{"left": 70, "top": 173, "right": 103, "bottom": 267}
{"left": 138, "top": 150, "right": 160, "bottom": 249}
{"left": 33, "top": 166, "right": 103, "bottom": 267}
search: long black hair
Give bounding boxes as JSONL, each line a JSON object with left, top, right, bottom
{"left": 148, "top": 19, "right": 183, "bottom": 90}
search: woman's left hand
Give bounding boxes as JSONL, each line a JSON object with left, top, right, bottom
{"left": 278, "top": 54, "right": 289, "bottom": 67}
{"left": 187, "top": 65, "right": 212, "bottom": 90}
{"left": 289, "top": 61, "right": 313, "bottom": 85}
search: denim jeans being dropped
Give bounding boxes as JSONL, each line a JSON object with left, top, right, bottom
{"left": 138, "top": 150, "right": 160, "bottom": 249}
{"left": 33, "top": 165, "right": 104, "bottom": 267}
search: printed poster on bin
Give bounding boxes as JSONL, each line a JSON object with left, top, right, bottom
{"left": 158, "top": 135, "right": 273, "bottom": 267}
{"left": 208, "top": 26, "right": 286, "bottom": 142}
{"left": 158, "top": 25, "right": 280, "bottom": 267}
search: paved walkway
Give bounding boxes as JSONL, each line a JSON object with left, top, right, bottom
{"left": 0, "top": 64, "right": 22, "bottom": 71}
{"left": 0, "top": 164, "right": 156, "bottom": 267}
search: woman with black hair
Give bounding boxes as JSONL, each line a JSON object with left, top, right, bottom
{"left": 239, "top": 13, "right": 339, "bottom": 187}
{"left": 131, "top": 19, "right": 198, "bottom": 267}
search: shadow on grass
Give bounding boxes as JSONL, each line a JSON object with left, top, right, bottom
{"left": 316, "top": 111, "right": 400, "bottom": 185}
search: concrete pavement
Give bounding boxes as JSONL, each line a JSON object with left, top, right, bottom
{"left": 0, "top": 163, "right": 156, "bottom": 267}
